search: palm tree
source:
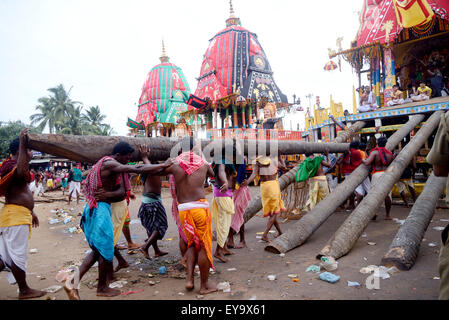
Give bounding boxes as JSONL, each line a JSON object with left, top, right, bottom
{"left": 58, "top": 105, "right": 86, "bottom": 135}
{"left": 98, "top": 123, "right": 115, "bottom": 136}
{"left": 48, "top": 84, "right": 80, "bottom": 132}
{"left": 83, "top": 106, "right": 106, "bottom": 127}
{"left": 30, "top": 97, "right": 56, "bottom": 133}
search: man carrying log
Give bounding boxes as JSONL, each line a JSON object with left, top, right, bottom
{"left": 63, "top": 142, "right": 172, "bottom": 300}
{"left": 211, "top": 146, "right": 236, "bottom": 263}
{"left": 426, "top": 112, "right": 449, "bottom": 300}
{"left": 0, "top": 129, "right": 45, "bottom": 300}
{"left": 158, "top": 137, "right": 217, "bottom": 294}
{"left": 362, "top": 136, "right": 394, "bottom": 220}
{"left": 138, "top": 145, "right": 169, "bottom": 260}
{"left": 241, "top": 154, "right": 288, "bottom": 242}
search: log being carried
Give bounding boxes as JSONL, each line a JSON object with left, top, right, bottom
{"left": 317, "top": 111, "right": 444, "bottom": 260}
{"left": 381, "top": 172, "right": 447, "bottom": 270}
{"left": 27, "top": 133, "right": 350, "bottom": 165}
{"left": 265, "top": 114, "right": 426, "bottom": 254}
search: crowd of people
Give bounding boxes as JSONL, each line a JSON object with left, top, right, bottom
{"left": 0, "top": 122, "right": 443, "bottom": 300}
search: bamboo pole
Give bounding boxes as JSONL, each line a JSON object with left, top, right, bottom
{"left": 317, "top": 111, "right": 444, "bottom": 260}
{"left": 381, "top": 172, "right": 447, "bottom": 270}
{"left": 265, "top": 114, "right": 426, "bottom": 254}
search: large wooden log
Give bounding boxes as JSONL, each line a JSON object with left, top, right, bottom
{"left": 264, "top": 114, "right": 426, "bottom": 254}
{"left": 317, "top": 111, "right": 444, "bottom": 260}
{"left": 381, "top": 172, "right": 447, "bottom": 270}
{"left": 243, "top": 121, "right": 367, "bottom": 223}
{"left": 27, "top": 133, "right": 350, "bottom": 164}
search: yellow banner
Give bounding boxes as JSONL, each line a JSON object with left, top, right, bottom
{"left": 393, "top": 0, "right": 434, "bottom": 28}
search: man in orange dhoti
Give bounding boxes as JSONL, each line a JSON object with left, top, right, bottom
{"left": 160, "top": 137, "right": 217, "bottom": 295}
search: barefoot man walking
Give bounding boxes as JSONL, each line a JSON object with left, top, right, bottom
{"left": 160, "top": 137, "right": 217, "bottom": 295}
{"left": 0, "top": 129, "right": 45, "bottom": 299}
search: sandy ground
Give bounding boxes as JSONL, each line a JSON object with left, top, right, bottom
{"left": 0, "top": 186, "right": 447, "bottom": 300}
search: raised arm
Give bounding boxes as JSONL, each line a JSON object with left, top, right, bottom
{"left": 17, "top": 128, "right": 31, "bottom": 179}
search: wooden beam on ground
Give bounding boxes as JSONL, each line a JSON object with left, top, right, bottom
{"left": 381, "top": 172, "right": 447, "bottom": 270}
{"left": 264, "top": 114, "right": 426, "bottom": 254}
{"left": 316, "top": 111, "right": 444, "bottom": 260}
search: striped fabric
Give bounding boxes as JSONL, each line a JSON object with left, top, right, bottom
{"left": 138, "top": 201, "right": 168, "bottom": 239}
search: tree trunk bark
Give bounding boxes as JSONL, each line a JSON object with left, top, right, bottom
{"left": 381, "top": 172, "right": 447, "bottom": 270}
{"left": 265, "top": 114, "right": 426, "bottom": 254}
{"left": 317, "top": 111, "right": 444, "bottom": 260}
{"left": 27, "top": 133, "right": 350, "bottom": 164}
{"left": 243, "top": 121, "right": 366, "bottom": 223}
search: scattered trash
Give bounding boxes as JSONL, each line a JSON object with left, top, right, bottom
{"left": 361, "top": 233, "right": 367, "bottom": 238}
{"left": 288, "top": 274, "right": 298, "bottom": 278}
{"left": 256, "top": 236, "right": 262, "bottom": 239}
{"left": 43, "top": 285, "right": 62, "bottom": 293}
{"left": 433, "top": 226, "right": 445, "bottom": 231}
{"left": 109, "top": 280, "right": 128, "bottom": 288}
{"left": 279, "top": 253, "right": 285, "bottom": 258}
{"left": 292, "top": 278, "right": 299, "bottom": 283}
{"left": 63, "top": 217, "right": 72, "bottom": 224}
{"left": 428, "top": 243, "right": 437, "bottom": 247}
{"left": 440, "top": 219, "right": 449, "bottom": 222}
{"left": 29, "top": 248, "right": 38, "bottom": 254}
{"left": 320, "top": 256, "right": 338, "bottom": 272}
{"left": 67, "top": 227, "right": 78, "bottom": 233}
{"left": 347, "top": 281, "right": 360, "bottom": 287}
{"left": 306, "top": 265, "right": 321, "bottom": 273}
{"left": 227, "top": 268, "right": 237, "bottom": 271}
{"left": 249, "top": 295, "right": 257, "bottom": 300}
{"left": 149, "top": 281, "right": 156, "bottom": 286}
{"left": 363, "top": 257, "right": 368, "bottom": 261}
{"left": 256, "top": 232, "right": 264, "bottom": 235}
{"left": 433, "top": 277, "right": 440, "bottom": 280}
{"left": 178, "top": 292, "right": 185, "bottom": 296}
{"left": 217, "top": 281, "right": 231, "bottom": 293}
{"left": 360, "top": 265, "right": 378, "bottom": 274}
{"left": 55, "top": 268, "right": 74, "bottom": 283}
{"left": 158, "top": 266, "right": 167, "bottom": 275}
{"left": 165, "top": 237, "right": 174, "bottom": 241}
{"left": 49, "top": 219, "right": 59, "bottom": 225}
{"left": 367, "top": 242, "right": 376, "bottom": 246}
{"left": 319, "top": 272, "right": 340, "bottom": 283}
{"left": 393, "top": 218, "right": 405, "bottom": 225}
{"left": 267, "top": 275, "right": 276, "bottom": 281}
{"left": 121, "top": 289, "right": 144, "bottom": 296}
{"left": 196, "top": 295, "right": 204, "bottom": 299}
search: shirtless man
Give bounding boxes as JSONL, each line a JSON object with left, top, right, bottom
{"left": 158, "top": 137, "right": 217, "bottom": 295}
{"left": 362, "top": 137, "right": 394, "bottom": 220}
{"left": 64, "top": 142, "right": 171, "bottom": 299}
{"left": 0, "top": 129, "right": 45, "bottom": 299}
{"left": 138, "top": 145, "right": 169, "bottom": 260}
{"left": 242, "top": 153, "right": 288, "bottom": 242}
{"left": 211, "top": 148, "right": 236, "bottom": 263}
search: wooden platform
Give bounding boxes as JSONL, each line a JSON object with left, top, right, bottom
{"left": 305, "top": 96, "right": 449, "bottom": 133}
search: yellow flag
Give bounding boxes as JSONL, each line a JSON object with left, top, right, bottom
{"left": 393, "top": 0, "right": 434, "bottom": 28}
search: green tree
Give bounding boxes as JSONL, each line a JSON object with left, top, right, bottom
{"left": 0, "top": 121, "right": 39, "bottom": 159}
{"left": 58, "top": 105, "right": 86, "bottom": 135}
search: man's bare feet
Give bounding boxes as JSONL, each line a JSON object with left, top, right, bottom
{"left": 127, "top": 242, "right": 142, "bottom": 250}
{"left": 114, "top": 261, "right": 129, "bottom": 272}
{"left": 116, "top": 244, "right": 127, "bottom": 250}
{"left": 63, "top": 285, "right": 80, "bottom": 300}
{"left": 97, "top": 287, "right": 121, "bottom": 297}
{"left": 261, "top": 236, "right": 270, "bottom": 242}
{"left": 154, "top": 251, "right": 168, "bottom": 258}
{"left": 234, "top": 241, "right": 247, "bottom": 249}
{"left": 186, "top": 280, "right": 195, "bottom": 291}
{"left": 18, "top": 288, "right": 46, "bottom": 300}
{"left": 199, "top": 283, "right": 218, "bottom": 295}
{"left": 214, "top": 253, "right": 229, "bottom": 263}
{"left": 139, "top": 247, "right": 152, "bottom": 260}
{"left": 223, "top": 248, "right": 235, "bottom": 256}
{"left": 274, "top": 232, "right": 283, "bottom": 238}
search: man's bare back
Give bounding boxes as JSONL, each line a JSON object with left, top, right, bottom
{"left": 168, "top": 164, "right": 213, "bottom": 204}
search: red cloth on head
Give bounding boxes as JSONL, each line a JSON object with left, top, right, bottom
{"left": 176, "top": 152, "right": 205, "bottom": 175}
{"left": 341, "top": 149, "right": 362, "bottom": 174}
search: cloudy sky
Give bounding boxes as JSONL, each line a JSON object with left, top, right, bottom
{"left": 0, "top": 0, "right": 364, "bottom": 135}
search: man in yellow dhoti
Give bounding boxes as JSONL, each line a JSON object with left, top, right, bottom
{"left": 211, "top": 159, "right": 235, "bottom": 263}
{"left": 242, "top": 154, "right": 288, "bottom": 242}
